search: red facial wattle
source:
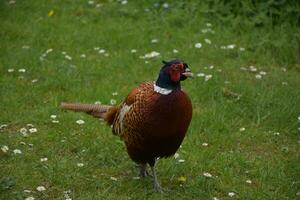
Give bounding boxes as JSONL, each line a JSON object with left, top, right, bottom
{"left": 170, "top": 71, "right": 181, "bottom": 82}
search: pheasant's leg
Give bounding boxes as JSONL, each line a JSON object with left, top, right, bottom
{"left": 139, "top": 163, "right": 148, "bottom": 177}
{"left": 150, "top": 164, "right": 163, "bottom": 193}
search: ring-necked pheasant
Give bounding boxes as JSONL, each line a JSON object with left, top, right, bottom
{"left": 61, "top": 59, "right": 193, "bottom": 192}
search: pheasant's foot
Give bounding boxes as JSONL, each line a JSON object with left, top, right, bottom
{"left": 150, "top": 165, "right": 164, "bottom": 193}
{"left": 154, "top": 182, "right": 164, "bottom": 193}
{"left": 138, "top": 164, "right": 152, "bottom": 177}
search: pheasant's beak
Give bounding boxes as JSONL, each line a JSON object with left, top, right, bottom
{"left": 182, "top": 68, "right": 194, "bottom": 78}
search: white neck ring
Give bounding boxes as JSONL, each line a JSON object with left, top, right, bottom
{"left": 153, "top": 83, "right": 172, "bottom": 95}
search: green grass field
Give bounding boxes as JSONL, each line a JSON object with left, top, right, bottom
{"left": 1, "top": 1, "right": 300, "bottom": 199}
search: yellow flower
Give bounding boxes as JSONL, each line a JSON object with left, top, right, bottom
{"left": 48, "top": 10, "right": 54, "bottom": 17}
{"left": 178, "top": 176, "right": 186, "bottom": 183}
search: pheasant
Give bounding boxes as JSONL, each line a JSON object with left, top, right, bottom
{"left": 61, "top": 59, "right": 193, "bottom": 192}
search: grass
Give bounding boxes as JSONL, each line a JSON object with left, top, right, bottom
{"left": 1, "top": 0, "right": 300, "bottom": 199}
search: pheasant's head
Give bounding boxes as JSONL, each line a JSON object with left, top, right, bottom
{"left": 156, "top": 59, "right": 193, "bottom": 90}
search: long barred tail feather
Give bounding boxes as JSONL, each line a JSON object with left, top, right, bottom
{"left": 61, "top": 102, "right": 113, "bottom": 118}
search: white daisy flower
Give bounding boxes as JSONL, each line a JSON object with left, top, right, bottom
{"left": 172, "top": 49, "right": 178, "bottom": 53}
{"left": 0, "top": 124, "right": 8, "bottom": 129}
{"left": 197, "top": 73, "right": 205, "bottom": 77}
{"left": 80, "top": 54, "right": 86, "bottom": 58}
{"left": 194, "top": 43, "right": 202, "bottom": 48}
{"left": 13, "top": 149, "right": 22, "bottom": 154}
{"left": 255, "top": 74, "right": 262, "bottom": 79}
{"left": 203, "top": 172, "right": 213, "bottom": 178}
{"left": 40, "top": 157, "right": 48, "bottom": 162}
{"left": 112, "top": 92, "right": 118, "bottom": 96}
{"left": 99, "top": 49, "right": 106, "bottom": 54}
{"left": 143, "top": 51, "right": 160, "bottom": 58}
{"left": 178, "top": 159, "right": 185, "bottom": 163}
{"left": 88, "top": 1, "right": 94, "bottom": 5}
{"left": 110, "top": 99, "right": 117, "bottom": 105}
{"left": 204, "top": 38, "right": 211, "bottom": 44}
{"left": 239, "top": 127, "right": 246, "bottom": 132}
{"left": 204, "top": 74, "right": 212, "bottom": 81}
{"left": 76, "top": 120, "right": 85, "bottom": 125}
{"left": 249, "top": 66, "right": 257, "bottom": 72}
{"left": 18, "top": 68, "right": 26, "bottom": 73}
{"left": 273, "top": 132, "right": 280, "bottom": 136}
{"left": 259, "top": 71, "right": 267, "bottom": 75}
{"left": 25, "top": 197, "right": 35, "bottom": 200}
{"left": 226, "top": 44, "right": 236, "bottom": 49}
{"left": 50, "top": 115, "right": 57, "bottom": 119}
{"left": 162, "top": 3, "right": 169, "bottom": 8}
{"left": 110, "top": 176, "right": 118, "bottom": 181}
{"left": 246, "top": 179, "right": 252, "bottom": 184}
{"left": 202, "top": 143, "right": 208, "bottom": 146}
{"left": 65, "top": 55, "right": 72, "bottom": 60}
{"left": 36, "top": 186, "right": 46, "bottom": 192}
{"left": 8, "top": 69, "right": 14, "bottom": 72}
{"left": 151, "top": 39, "right": 158, "bottom": 43}
{"left": 46, "top": 49, "right": 53, "bottom": 54}
{"left": 20, "top": 127, "right": 27, "bottom": 135}
{"left": 131, "top": 49, "right": 137, "bottom": 53}
{"left": 77, "top": 163, "right": 84, "bottom": 167}
{"left": 121, "top": 0, "right": 128, "bottom": 5}
{"left": 29, "top": 128, "right": 37, "bottom": 133}
{"left": 206, "top": 23, "right": 212, "bottom": 27}
{"left": 1, "top": 145, "right": 9, "bottom": 153}
{"left": 228, "top": 192, "right": 235, "bottom": 197}
{"left": 52, "top": 120, "right": 59, "bottom": 124}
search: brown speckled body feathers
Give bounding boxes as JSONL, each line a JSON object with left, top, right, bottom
{"left": 107, "top": 81, "right": 192, "bottom": 165}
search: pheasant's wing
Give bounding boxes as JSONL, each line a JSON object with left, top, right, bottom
{"left": 112, "top": 81, "right": 154, "bottom": 137}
